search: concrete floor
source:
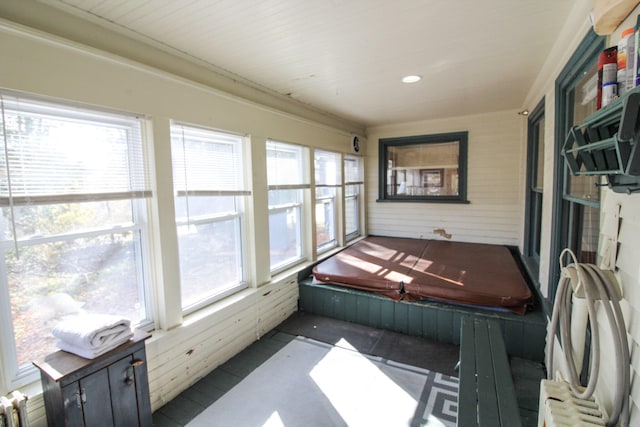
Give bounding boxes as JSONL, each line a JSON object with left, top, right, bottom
{"left": 152, "top": 311, "right": 544, "bottom": 426}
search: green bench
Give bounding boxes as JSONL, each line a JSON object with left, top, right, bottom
{"left": 458, "top": 317, "right": 522, "bottom": 427}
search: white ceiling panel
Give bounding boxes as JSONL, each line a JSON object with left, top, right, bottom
{"left": 39, "top": 0, "right": 579, "bottom": 126}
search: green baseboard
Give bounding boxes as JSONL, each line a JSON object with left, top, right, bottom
{"left": 299, "top": 278, "right": 546, "bottom": 361}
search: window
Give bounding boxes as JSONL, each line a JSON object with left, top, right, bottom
{"left": 314, "top": 150, "right": 340, "bottom": 253}
{"left": 378, "top": 132, "right": 468, "bottom": 203}
{"left": 344, "top": 154, "right": 363, "bottom": 240}
{"left": 550, "top": 30, "right": 604, "bottom": 301}
{"left": 267, "top": 141, "right": 309, "bottom": 272}
{"left": 524, "top": 98, "right": 545, "bottom": 275}
{"left": 171, "top": 124, "right": 249, "bottom": 312}
{"left": 0, "top": 93, "right": 152, "bottom": 390}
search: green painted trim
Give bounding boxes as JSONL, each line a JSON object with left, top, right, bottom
{"left": 549, "top": 29, "right": 604, "bottom": 303}
{"left": 561, "top": 194, "right": 601, "bottom": 208}
{"left": 524, "top": 97, "right": 545, "bottom": 264}
{"left": 298, "top": 277, "right": 546, "bottom": 361}
{"left": 375, "top": 198, "right": 471, "bottom": 204}
{"left": 377, "top": 131, "right": 469, "bottom": 203}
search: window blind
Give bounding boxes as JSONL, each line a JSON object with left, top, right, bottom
{"left": 344, "top": 154, "right": 363, "bottom": 185}
{"left": 314, "top": 150, "right": 341, "bottom": 187}
{"left": 0, "top": 93, "right": 151, "bottom": 207}
{"left": 266, "top": 140, "right": 310, "bottom": 189}
{"left": 171, "top": 124, "right": 249, "bottom": 196}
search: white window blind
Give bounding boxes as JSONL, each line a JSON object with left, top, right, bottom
{"left": 315, "top": 150, "right": 341, "bottom": 187}
{"left": 171, "top": 124, "right": 248, "bottom": 198}
{"left": 344, "top": 154, "right": 363, "bottom": 185}
{"left": 266, "top": 140, "right": 310, "bottom": 189}
{"left": 0, "top": 94, "right": 150, "bottom": 208}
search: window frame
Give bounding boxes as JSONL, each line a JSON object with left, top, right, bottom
{"left": 314, "top": 149, "right": 341, "bottom": 254}
{"left": 266, "top": 141, "right": 310, "bottom": 273}
{"left": 549, "top": 29, "right": 604, "bottom": 303}
{"left": 377, "top": 131, "right": 469, "bottom": 203}
{"left": 170, "top": 123, "right": 250, "bottom": 314}
{"left": 315, "top": 191, "right": 337, "bottom": 252}
{"left": 268, "top": 189, "right": 305, "bottom": 272}
{"left": 344, "top": 154, "right": 364, "bottom": 241}
{"left": 523, "top": 98, "right": 545, "bottom": 276}
{"left": 0, "top": 92, "right": 154, "bottom": 391}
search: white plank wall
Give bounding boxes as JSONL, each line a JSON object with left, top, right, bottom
{"left": 597, "top": 191, "right": 640, "bottom": 426}
{"left": 366, "top": 110, "right": 525, "bottom": 247}
{"left": 146, "top": 276, "right": 299, "bottom": 410}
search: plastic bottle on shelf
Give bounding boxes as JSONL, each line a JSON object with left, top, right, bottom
{"left": 597, "top": 46, "right": 617, "bottom": 110}
{"left": 602, "top": 81, "right": 618, "bottom": 107}
{"left": 634, "top": 15, "right": 640, "bottom": 88}
{"left": 618, "top": 27, "right": 634, "bottom": 96}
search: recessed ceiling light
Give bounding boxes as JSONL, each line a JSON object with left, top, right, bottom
{"left": 402, "top": 75, "right": 422, "bottom": 83}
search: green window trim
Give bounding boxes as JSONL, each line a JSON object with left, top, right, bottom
{"left": 549, "top": 28, "right": 604, "bottom": 305}
{"left": 377, "top": 131, "right": 469, "bottom": 203}
{"left": 524, "top": 97, "right": 545, "bottom": 271}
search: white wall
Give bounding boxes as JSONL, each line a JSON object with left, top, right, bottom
{"left": 595, "top": 9, "right": 640, "bottom": 425}
{"left": 366, "top": 110, "right": 525, "bottom": 246}
{"left": 0, "top": 15, "right": 358, "bottom": 426}
{"left": 522, "top": 1, "right": 640, "bottom": 424}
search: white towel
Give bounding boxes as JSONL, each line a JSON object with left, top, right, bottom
{"left": 52, "top": 313, "right": 133, "bottom": 355}
{"left": 56, "top": 332, "right": 133, "bottom": 359}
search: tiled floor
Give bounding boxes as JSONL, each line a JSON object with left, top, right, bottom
{"left": 152, "top": 312, "right": 544, "bottom": 426}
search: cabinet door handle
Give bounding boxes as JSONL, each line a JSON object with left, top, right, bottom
{"left": 125, "top": 366, "right": 134, "bottom": 385}
{"left": 130, "top": 359, "right": 144, "bottom": 367}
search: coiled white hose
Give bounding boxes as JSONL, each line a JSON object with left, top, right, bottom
{"left": 546, "top": 249, "right": 630, "bottom": 427}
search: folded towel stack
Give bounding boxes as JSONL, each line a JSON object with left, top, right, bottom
{"left": 52, "top": 313, "right": 133, "bottom": 359}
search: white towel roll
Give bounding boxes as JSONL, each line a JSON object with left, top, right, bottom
{"left": 52, "top": 313, "right": 132, "bottom": 350}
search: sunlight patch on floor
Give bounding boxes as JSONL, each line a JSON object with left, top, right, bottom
{"left": 310, "top": 338, "right": 423, "bottom": 426}
{"left": 263, "top": 411, "right": 285, "bottom": 427}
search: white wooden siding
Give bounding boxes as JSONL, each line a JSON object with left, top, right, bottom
{"left": 591, "top": 191, "right": 640, "bottom": 425}
{"left": 366, "top": 110, "right": 525, "bottom": 246}
{"left": 146, "top": 275, "right": 299, "bottom": 410}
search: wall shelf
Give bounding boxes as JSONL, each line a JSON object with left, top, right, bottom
{"left": 562, "top": 86, "right": 640, "bottom": 193}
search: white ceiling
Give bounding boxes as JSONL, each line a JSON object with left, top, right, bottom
{"left": 39, "top": 0, "right": 579, "bottom": 127}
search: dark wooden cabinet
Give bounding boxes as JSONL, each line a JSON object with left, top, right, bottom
{"left": 33, "top": 330, "right": 152, "bottom": 427}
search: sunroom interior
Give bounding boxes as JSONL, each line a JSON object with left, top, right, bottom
{"left": 2, "top": 0, "right": 640, "bottom": 426}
